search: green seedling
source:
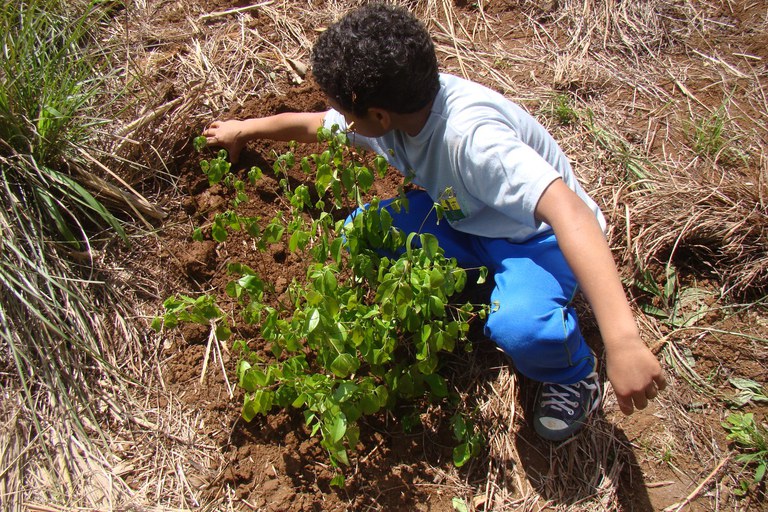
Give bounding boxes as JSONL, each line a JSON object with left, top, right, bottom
{"left": 690, "top": 101, "right": 748, "bottom": 166}
{"left": 452, "top": 497, "right": 470, "bottom": 512}
{"left": 548, "top": 93, "right": 579, "bottom": 126}
{"left": 160, "top": 129, "right": 489, "bottom": 481}
{"left": 451, "top": 411, "right": 484, "bottom": 468}
{"left": 152, "top": 295, "right": 233, "bottom": 391}
{"left": 634, "top": 263, "right": 713, "bottom": 328}
{"left": 722, "top": 412, "right": 768, "bottom": 495}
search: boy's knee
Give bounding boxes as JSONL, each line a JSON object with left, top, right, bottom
{"left": 484, "top": 301, "right": 590, "bottom": 383}
{"left": 484, "top": 304, "right": 543, "bottom": 355}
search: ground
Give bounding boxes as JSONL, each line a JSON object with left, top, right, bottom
{"left": 113, "top": 1, "right": 768, "bottom": 511}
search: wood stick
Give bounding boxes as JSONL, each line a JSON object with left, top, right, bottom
{"left": 199, "top": 1, "right": 274, "bottom": 21}
{"left": 664, "top": 457, "right": 729, "bottom": 512}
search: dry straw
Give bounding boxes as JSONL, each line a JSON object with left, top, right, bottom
{"left": 5, "top": 0, "right": 763, "bottom": 510}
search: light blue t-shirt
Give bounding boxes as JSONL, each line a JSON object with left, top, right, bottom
{"left": 323, "top": 73, "right": 606, "bottom": 242}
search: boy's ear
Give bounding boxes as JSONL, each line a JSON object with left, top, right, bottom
{"left": 368, "top": 107, "right": 392, "bottom": 130}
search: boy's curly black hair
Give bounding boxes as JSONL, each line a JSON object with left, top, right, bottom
{"left": 310, "top": 3, "right": 440, "bottom": 116}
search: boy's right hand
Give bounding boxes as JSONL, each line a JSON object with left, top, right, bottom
{"left": 202, "top": 120, "right": 246, "bottom": 163}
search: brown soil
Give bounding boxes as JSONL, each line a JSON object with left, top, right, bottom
{"left": 123, "top": 1, "right": 768, "bottom": 511}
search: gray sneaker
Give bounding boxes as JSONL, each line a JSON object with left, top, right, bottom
{"left": 533, "top": 368, "right": 601, "bottom": 441}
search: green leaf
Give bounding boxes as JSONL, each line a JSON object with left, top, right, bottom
{"left": 357, "top": 166, "right": 374, "bottom": 191}
{"left": 453, "top": 442, "right": 471, "bottom": 467}
{"left": 193, "top": 135, "right": 207, "bottom": 152}
{"left": 330, "top": 473, "right": 346, "bottom": 488}
{"left": 305, "top": 308, "right": 320, "bottom": 334}
{"left": 374, "top": 385, "right": 389, "bottom": 407}
{"left": 429, "top": 295, "right": 445, "bottom": 316}
{"left": 477, "top": 266, "right": 488, "bottom": 285}
{"left": 452, "top": 497, "right": 470, "bottom": 512}
{"left": 330, "top": 353, "right": 360, "bottom": 378}
{"left": 729, "top": 377, "right": 768, "bottom": 407}
{"left": 239, "top": 274, "right": 264, "bottom": 295}
{"left": 288, "top": 229, "right": 306, "bottom": 252}
{"left": 429, "top": 268, "right": 445, "bottom": 288}
{"left": 49, "top": 169, "right": 128, "bottom": 241}
{"left": 150, "top": 317, "right": 163, "bottom": 332}
{"left": 420, "top": 324, "right": 432, "bottom": 344}
{"left": 405, "top": 232, "right": 418, "bottom": 259}
{"left": 263, "top": 222, "right": 285, "bottom": 243}
{"left": 755, "top": 462, "right": 766, "bottom": 483}
{"left": 248, "top": 166, "right": 263, "bottom": 183}
{"left": 212, "top": 219, "right": 228, "bottom": 242}
{"left": 452, "top": 414, "right": 468, "bottom": 440}
{"left": 424, "top": 374, "right": 448, "bottom": 398}
{"left": 333, "top": 382, "right": 359, "bottom": 403}
{"left": 640, "top": 303, "right": 669, "bottom": 318}
{"left": 359, "top": 394, "right": 380, "bottom": 415}
{"left": 330, "top": 237, "right": 344, "bottom": 264}
{"left": 242, "top": 390, "right": 274, "bottom": 421}
{"left": 420, "top": 233, "right": 440, "bottom": 259}
{"left": 236, "top": 359, "right": 251, "bottom": 379}
{"left": 330, "top": 415, "right": 347, "bottom": 443}
{"left": 373, "top": 155, "right": 388, "bottom": 177}
{"left": 292, "top": 393, "right": 308, "bottom": 408}
{"left": 215, "top": 322, "right": 231, "bottom": 341}
{"left": 332, "top": 448, "right": 349, "bottom": 466}
{"left": 239, "top": 369, "right": 264, "bottom": 393}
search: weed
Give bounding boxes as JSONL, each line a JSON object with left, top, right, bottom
{"left": 689, "top": 100, "right": 749, "bottom": 166}
{"left": 633, "top": 263, "right": 714, "bottom": 328}
{"left": 451, "top": 410, "right": 484, "bottom": 467}
{"left": 722, "top": 412, "right": 768, "bottom": 495}
{"left": 548, "top": 93, "right": 579, "bottom": 126}
{"left": 728, "top": 378, "right": 768, "bottom": 409}
{"left": 660, "top": 446, "right": 674, "bottom": 464}
{"left": 582, "top": 110, "right": 655, "bottom": 188}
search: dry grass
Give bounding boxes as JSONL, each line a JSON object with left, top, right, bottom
{"left": 4, "top": 0, "right": 765, "bottom": 510}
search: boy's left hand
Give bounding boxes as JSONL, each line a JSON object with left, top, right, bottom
{"left": 605, "top": 340, "right": 667, "bottom": 415}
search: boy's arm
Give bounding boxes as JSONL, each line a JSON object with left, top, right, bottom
{"left": 534, "top": 178, "right": 667, "bottom": 415}
{"left": 202, "top": 111, "right": 329, "bottom": 162}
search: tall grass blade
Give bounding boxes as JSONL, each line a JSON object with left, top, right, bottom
{"left": 0, "top": 1, "right": 143, "bottom": 508}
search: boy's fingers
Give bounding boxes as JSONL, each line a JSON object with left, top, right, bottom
{"left": 655, "top": 373, "right": 668, "bottom": 391}
{"left": 632, "top": 392, "right": 649, "bottom": 411}
{"left": 617, "top": 397, "right": 634, "bottom": 415}
{"left": 203, "top": 121, "right": 222, "bottom": 137}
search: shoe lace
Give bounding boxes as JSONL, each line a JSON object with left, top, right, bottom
{"left": 541, "top": 372, "right": 599, "bottom": 415}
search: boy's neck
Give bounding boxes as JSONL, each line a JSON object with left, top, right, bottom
{"left": 390, "top": 102, "right": 433, "bottom": 137}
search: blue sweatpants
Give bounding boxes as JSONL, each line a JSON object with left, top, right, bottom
{"left": 352, "top": 190, "right": 595, "bottom": 385}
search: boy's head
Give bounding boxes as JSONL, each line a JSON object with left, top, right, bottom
{"left": 311, "top": 3, "right": 440, "bottom": 117}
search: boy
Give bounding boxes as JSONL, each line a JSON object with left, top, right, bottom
{"left": 202, "top": 3, "right": 666, "bottom": 441}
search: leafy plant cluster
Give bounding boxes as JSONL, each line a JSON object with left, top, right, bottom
{"left": 723, "top": 412, "right": 767, "bottom": 496}
{"left": 156, "top": 127, "right": 488, "bottom": 483}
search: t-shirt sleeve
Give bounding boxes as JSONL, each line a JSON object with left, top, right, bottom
{"left": 322, "top": 109, "right": 346, "bottom": 131}
{"left": 322, "top": 109, "right": 376, "bottom": 153}
{"left": 455, "top": 121, "right": 561, "bottom": 229}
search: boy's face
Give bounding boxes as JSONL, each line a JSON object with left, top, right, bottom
{"left": 328, "top": 99, "right": 390, "bottom": 138}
